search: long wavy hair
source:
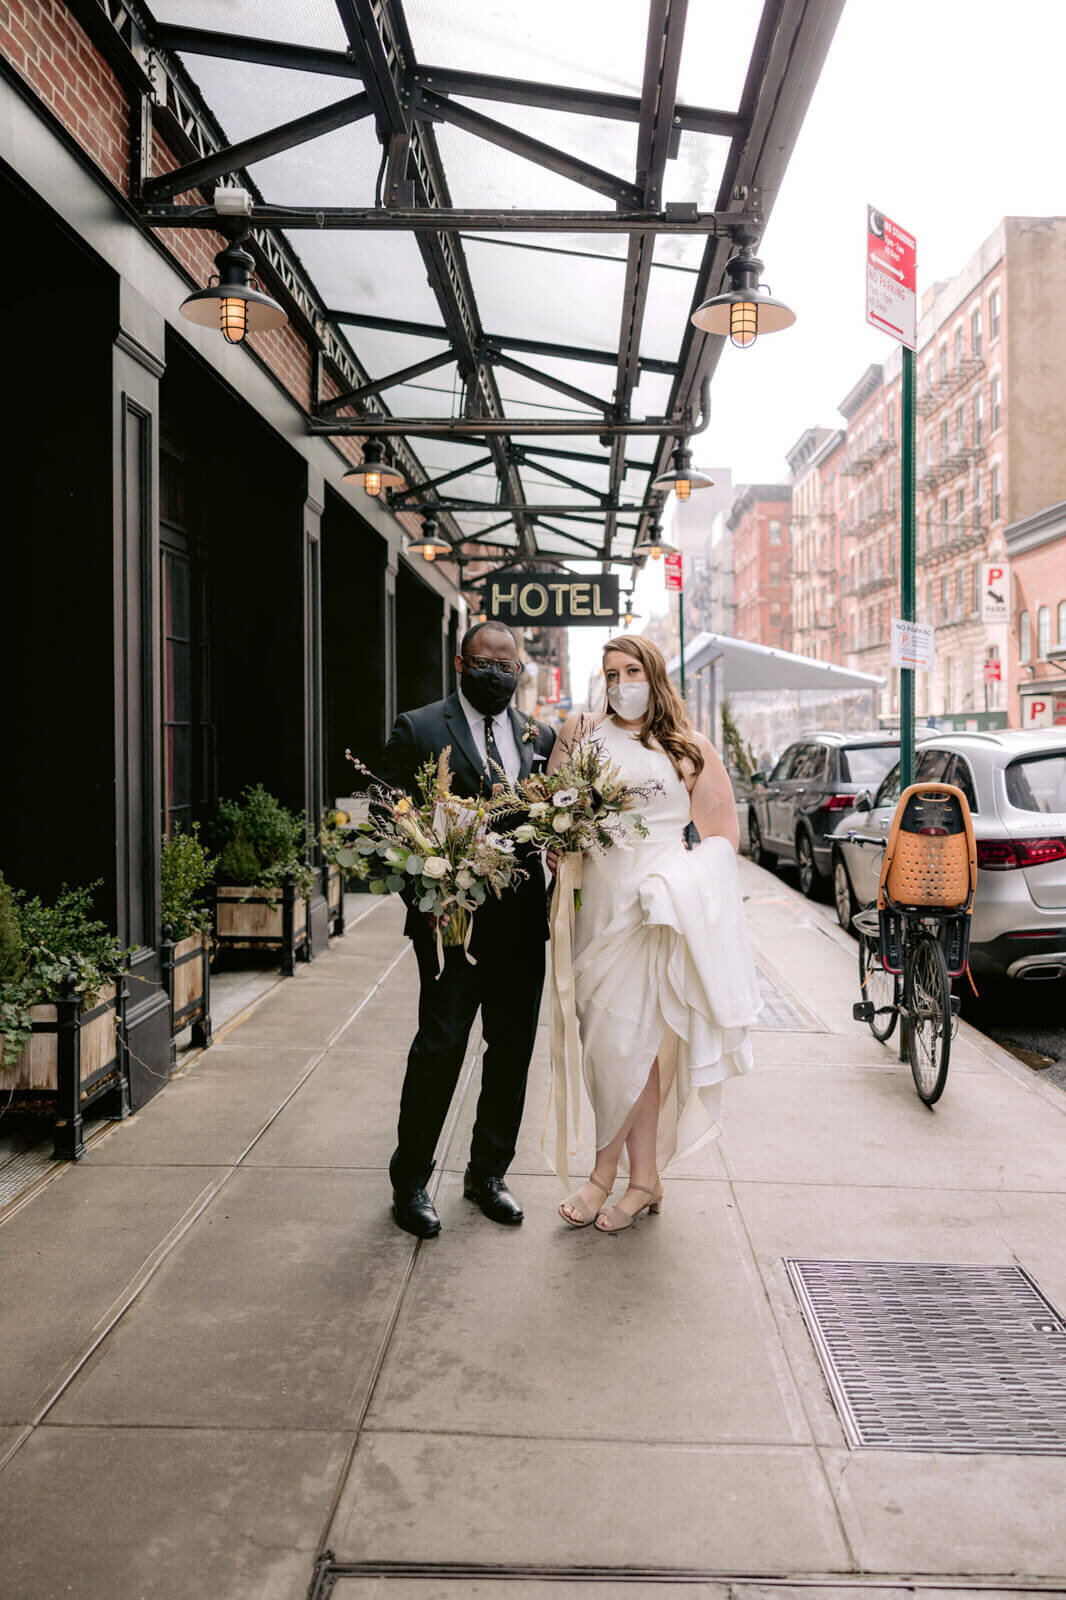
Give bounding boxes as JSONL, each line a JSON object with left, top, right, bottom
{"left": 602, "top": 633, "right": 704, "bottom": 777}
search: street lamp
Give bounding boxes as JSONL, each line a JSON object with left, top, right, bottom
{"left": 651, "top": 446, "right": 713, "bottom": 502}
{"left": 343, "top": 440, "right": 405, "bottom": 496}
{"left": 691, "top": 245, "right": 795, "bottom": 348}
{"left": 404, "top": 518, "right": 452, "bottom": 562}
{"left": 179, "top": 238, "right": 287, "bottom": 345}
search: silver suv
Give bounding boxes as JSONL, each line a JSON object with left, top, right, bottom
{"left": 829, "top": 730, "right": 1066, "bottom": 981}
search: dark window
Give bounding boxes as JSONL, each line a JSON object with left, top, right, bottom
{"left": 915, "top": 748, "right": 953, "bottom": 783}
{"left": 770, "top": 744, "right": 801, "bottom": 782}
{"left": 1005, "top": 753, "right": 1066, "bottom": 814}
{"left": 792, "top": 744, "right": 829, "bottom": 782}
{"left": 875, "top": 761, "right": 902, "bottom": 810}
{"left": 841, "top": 744, "right": 899, "bottom": 787}
{"left": 946, "top": 755, "right": 979, "bottom": 813}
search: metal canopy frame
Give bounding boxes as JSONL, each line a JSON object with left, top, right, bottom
{"left": 122, "top": 0, "right": 844, "bottom": 568}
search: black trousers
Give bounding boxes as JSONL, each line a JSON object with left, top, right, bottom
{"left": 391, "top": 913, "right": 546, "bottom": 1191}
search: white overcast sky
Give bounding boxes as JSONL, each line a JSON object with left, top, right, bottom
{"left": 567, "top": 0, "right": 1066, "bottom": 702}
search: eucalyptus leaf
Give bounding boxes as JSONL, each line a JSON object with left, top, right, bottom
{"left": 385, "top": 874, "right": 406, "bottom": 893}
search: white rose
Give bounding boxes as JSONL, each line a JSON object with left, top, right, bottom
{"left": 554, "top": 789, "right": 578, "bottom": 807}
{"left": 528, "top": 802, "right": 549, "bottom": 819}
{"left": 513, "top": 823, "right": 538, "bottom": 844}
{"left": 422, "top": 856, "right": 449, "bottom": 879}
{"left": 456, "top": 868, "right": 475, "bottom": 889}
{"left": 552, "top": 812, "right": 573, "bottom": 833}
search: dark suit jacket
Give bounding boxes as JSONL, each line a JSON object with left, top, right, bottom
{"left": 380, "top": 691, "right": 557, "bottom": 944}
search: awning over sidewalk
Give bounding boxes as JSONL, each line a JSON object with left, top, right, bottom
{"left": 669, "top": 630, "right": 885, "bottom": 692}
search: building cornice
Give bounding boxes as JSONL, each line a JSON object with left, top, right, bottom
{"left": 1005, "top": 498, "right": 1066, "bottom": 556}
{"left": 838, "top": 364, "right": 883, "bottom": 421}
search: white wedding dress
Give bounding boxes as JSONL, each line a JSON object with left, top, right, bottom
{"left": 552, "top": 716, "right": 761, "bottom": 1179}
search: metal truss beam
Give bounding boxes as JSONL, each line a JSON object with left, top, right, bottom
{"left": 324, "top": 311, "right": 679, "bottom": 376}
{"left": 521, "top": 444, "right": 652, "bottom": 472}
{"left": 604, "top": 0, "right": 687, "bottom": 561}
{"left": 402, "top": 501, "right": 641, "bottom": 515}
{"left": 141, "top": 205, "right": 738, "bottom": 234}
{"left": 152, "top": 24, "right": 365, "bottom": 79}
{"left": 333, "top": 0, "right": 534, "bottom": 554}
{"left": 390, "top": 454, "right": 495, "bottom": 504}
{"left": 409, "top": 65, "right": 745, "bottom": 142}
{"left": 143, "top": 92, "right": 372, "bottom": 202}
{"left": 417, "top": 89, "right": 643, "bottom": 209}
{"left": 317, "top": 348, "right": 454, "bottom": 417}
{"left": 516, "top": 457, "right": 607, "bottom": 501}
{"left": 310, "top": 416, "right": 698, "bottom": 437}
{"left": 488, "top": 352, "right": 613, "bottom": 416}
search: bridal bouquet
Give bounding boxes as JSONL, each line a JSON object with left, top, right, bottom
{"left": 513, "top": 728, "right": 661, "bottom": 908}
{"left": 338, "top": 748, "right": 526, "bottom": 971}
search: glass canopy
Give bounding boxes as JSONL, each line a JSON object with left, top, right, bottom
{"left": 140, "top": 0, "right": 837, "bottom": 587}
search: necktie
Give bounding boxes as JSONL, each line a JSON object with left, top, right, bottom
{"left": 483, "top": 716, "right": 505, "bottom": 787}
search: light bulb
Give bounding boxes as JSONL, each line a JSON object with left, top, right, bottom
{"left": 363, "top": 467, "right": 382, "bottom": 496}
{"left": 219, "top": 296, "right": 247, "bottom": 345}
{"left": 650, "top": 544, "right": 662, "bottom": 560}
{"left": 674, "top": 479, "right": 691, "bottom": 501}
{"left": 423, "top": 543, "right": 436, "bottom": 561}
{"left": 729, "top": 300, "right": 758, "bottom": 349}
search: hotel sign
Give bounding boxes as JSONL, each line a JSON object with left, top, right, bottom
{"left": 483, "top": 571, "right": 619, "bottom": 627}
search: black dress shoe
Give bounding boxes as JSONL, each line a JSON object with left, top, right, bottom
{"left": 392, "top": 1186, "right": 441, "bottom": 1239}
{"left": 463, "top": 1167, "right": 523, "bottom": 1225}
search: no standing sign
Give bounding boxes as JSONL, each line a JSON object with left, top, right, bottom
{"left": 866, "top": 206, "right": 917, "bottom": 350}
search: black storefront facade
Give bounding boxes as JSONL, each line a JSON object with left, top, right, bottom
{"left": 0, "top": 80, "right": 460, "bottom": 1114}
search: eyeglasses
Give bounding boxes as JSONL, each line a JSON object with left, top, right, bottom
{"left": 464, "top": 655, "right": 522, "bottom": 678}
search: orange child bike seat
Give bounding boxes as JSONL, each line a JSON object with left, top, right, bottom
{"left": 877, "top": 782, "right": 977, "bottom": 914}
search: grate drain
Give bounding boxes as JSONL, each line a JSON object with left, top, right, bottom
{"left": 787, "top": 1258, "right": 1066, "bottom": 1452}
{"left": 753, "top": 965, "right": 816, "bottom": 1031}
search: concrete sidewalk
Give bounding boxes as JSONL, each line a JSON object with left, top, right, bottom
{"left": 2, "top": 867, "right": 1066, "bottom": 1598}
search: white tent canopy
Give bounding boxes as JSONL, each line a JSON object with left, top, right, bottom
{"left": 670, "top": 631, "right": 885, "bottom": 693}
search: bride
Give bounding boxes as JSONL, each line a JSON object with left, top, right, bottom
{"left": 548, "top": 633, "right": 761, "bottom": 1233}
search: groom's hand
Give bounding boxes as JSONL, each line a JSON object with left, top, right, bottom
{"left": 546, "top": 848, "right": 561, "bottom": 875}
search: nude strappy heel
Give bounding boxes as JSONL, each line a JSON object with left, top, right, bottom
{"left": 594, "top": 1180, "right": 663, "bottom": 1233}
{"left": 559, "top": 1173, "right": 614, "bottom": 1228}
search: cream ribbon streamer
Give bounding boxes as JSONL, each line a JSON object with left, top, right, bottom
{"left": 434, "top": 907, "right": 478, "bottom": 979}
{"left": 543, "top": 851, "right": 584, "bottom": 1187}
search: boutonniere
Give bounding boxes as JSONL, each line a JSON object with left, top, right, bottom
{"left": 522, "top": 714, "right": 538, "bottom": 744}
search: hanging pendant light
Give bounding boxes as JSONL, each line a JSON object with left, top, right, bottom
{"left": 179, "top": 239, "right": 287, "bottom": 345}
{"left": 404, "top": 518, "right": 452, "bottom": 562}
{"left": 633, "top": 526, "right": 677, "bottom": 562}
{"left": 343, "top": 440, "right": 406, "bottom": 496}
{"left": 691, "top": 244, "right": 795, "bottom": 348}
{"left": 621, "top": 594, "right": 642, "bottom": 627}
{"left": 651, "top": 446, "right": 713, "bottom": 502}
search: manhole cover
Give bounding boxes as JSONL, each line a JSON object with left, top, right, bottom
{"left": 786, "top": 1258, "right": 1066, "bottom": 1452}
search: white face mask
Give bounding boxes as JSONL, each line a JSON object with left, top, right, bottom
{"left": 607, "top": 681, "right": 651, "bottom": 721}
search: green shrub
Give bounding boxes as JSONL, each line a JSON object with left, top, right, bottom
{"left": 0, "top": 878, "right": 132, "bottom": 1073}
{"left": 211, "top": 785, "right": 315, "bottom": 899}
{"left": 161, "top": 823, "right": 218, "bottom": 941}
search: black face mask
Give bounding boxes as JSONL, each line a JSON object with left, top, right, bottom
{"left": 462, "top": 662, "right": 517, "bottom": 716}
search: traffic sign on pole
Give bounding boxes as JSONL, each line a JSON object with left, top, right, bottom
{"left": 663, "top": 551, "right": 683, "bottom": 592}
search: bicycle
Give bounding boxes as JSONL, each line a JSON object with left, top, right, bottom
{"left": 852, "top": 782, "right": 976, "bottom": 1106}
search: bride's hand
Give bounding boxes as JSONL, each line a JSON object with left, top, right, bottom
{"left": 546, "top": 848, "right": 561, "bottom": 875}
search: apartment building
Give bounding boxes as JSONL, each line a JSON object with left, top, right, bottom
{"left": 788, "top": 426, "right": 847, "bottom": 663}
{"left": 1005, "top": 499, "right": 1066, "bottom": 730}
{"left": 730, "top": 485, "right": 793, "bottom": 650}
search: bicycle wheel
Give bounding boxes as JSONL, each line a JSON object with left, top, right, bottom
{"left": 858, "top": 931, "right": 899, "bottom": 1042}
{"left": 905, "top": 929, "right": 952, "bottom": 1105}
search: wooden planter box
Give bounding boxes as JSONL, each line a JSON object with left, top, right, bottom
{"left": 160, "top": 928, "right": 213, "bottom": 1062}
{"left": 323, "top": 862, "right": 346, "bottom": 938}
{"left": 211, "top": 876, "right": 309, "bottom": 976}
{"left": 0, "top": 981, "right": 129, "bottom": 1160}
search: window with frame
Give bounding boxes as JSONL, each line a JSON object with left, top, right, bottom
{"left": 990, "top": 287, "right": 1000, "bottom": 341}
{"left": 956, "top": 486, "right": 965, "bottom": 519}
{"left": 1038, "top": 605, "right": 1050, "bottom": 659}
{"left": 953, "top": 327, "right": 963, "bottom": 370}
{"left": 939, "top": 343, "right": 948, "bottom": 382}
{"left": 769, "top": 519, "right": 782, "bottom": 544}
{"left": 992, "top": 375, "right": 1001, "bottom": 431}
{"left": 974, "top": 390, "right": 983, "bottom": 446}
{"left": 940, "top": 417, "right": 949, "bottom": 458}
{"left": 971, "top": 306, "right": 982, "bottom": 358}
{"left": 944, "top": 657, "right": 954, "bottom": 711}
{"left": 992, "top": 463, "right": 1001, "bottom": 521}
{"left": 940, "top": 574, "right": 949, "bottom": 619}
{"left": 955, "top": 567, "right": 965, "bottom": 616}
{"left": 974, "top": 472, "right": 984, "bottom": 514}
{"left": 1019, "top": 609, "right": 1031, "bottom": 661}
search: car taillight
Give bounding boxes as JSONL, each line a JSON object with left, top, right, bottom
{"left": 823, "top": 795, "right": 854, "bottom": 811}
{"left": 976, "top": 839, "right": 1020, "bottom": 870}
{"left": 976, "top": 837, "right": 1066, "bottom": 870}
{"left": 1014, "top": 837, "right": 1066, "bottom": 867}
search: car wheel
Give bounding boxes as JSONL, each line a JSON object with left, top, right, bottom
{"left": 749, "top": 812, "right": 775, "bottom": 870}
{"left": 833, "top": 851, "right": 857, "bottom": 932}
{"left": 796, "top": 830, "right": 822, "bottom": 898}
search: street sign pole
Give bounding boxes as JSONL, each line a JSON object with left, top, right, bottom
{"left": 900, "top": 344, "right": 916, "bottom": 790}
{"left": 678, "top": 591, "right": 686, "bottom": 699}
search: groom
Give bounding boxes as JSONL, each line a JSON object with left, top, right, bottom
{"left": 379, "top": 620, "right": 556, "bottom": 1239}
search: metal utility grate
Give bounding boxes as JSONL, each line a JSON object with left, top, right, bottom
{"left": 0, "top": 1137, "right": 56, "bottom": 1211}
{"left": 753, "top": 965, "right": 815, "bottom": 1031}
{"left": 787, "top": 1258, "right": 1066, "bottom": 1452}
